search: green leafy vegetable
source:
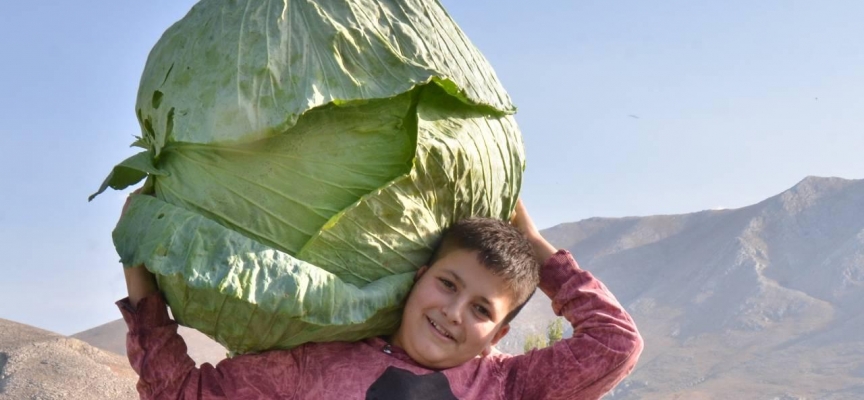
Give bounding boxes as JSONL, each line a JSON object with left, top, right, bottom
{"left": 97, "top": 0, "right": 524, "bottom": 354}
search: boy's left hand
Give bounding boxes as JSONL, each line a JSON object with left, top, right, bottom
{"left": 510, "top": 199, "right": 557, "bottom": 265}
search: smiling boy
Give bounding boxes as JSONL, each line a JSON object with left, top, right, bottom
{"left": 119, "top": 199, "right": 643, "bottom": 399}
{"left": 391, "top": 216, "right": 539, "bottom": 370}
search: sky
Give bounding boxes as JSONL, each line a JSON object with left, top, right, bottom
{"left": 0, "top": 0, "right": 862, "bottom": 335}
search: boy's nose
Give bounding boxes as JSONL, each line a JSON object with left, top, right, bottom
{"left": 441, "top": 302, "right": 463, "bottom": 325}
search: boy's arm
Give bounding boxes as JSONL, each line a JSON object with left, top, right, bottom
{"left": 503, "top": 200, "right": 644, "bottom": 399}
{"left": 117, "top": 284, "right": 304, "bottom": 399}
{"left": 117, "top": 193, "right": 303, "bottom": 399}
{"left": 124, "top": 264, "right": 158, "bottom": 308}
{"left": 117, "top": 286, "right": 215, "bottom": 399}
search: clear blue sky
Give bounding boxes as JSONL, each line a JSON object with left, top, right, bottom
{"left": 1, "top": 0, "right": 862, "bottom": 335}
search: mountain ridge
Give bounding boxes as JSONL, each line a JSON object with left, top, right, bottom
{"left": 531, "top": 176, "right": 864, "bottom": 399}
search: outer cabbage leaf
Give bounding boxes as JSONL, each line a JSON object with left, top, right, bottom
{"left": 115, "top": 195, "right": 413, "bottom": 352}
{"left": 88, "top": 151, "right": 166, "bottom": 201}
{"left": 136, "top": 0, "right": 514, "bottom": 155}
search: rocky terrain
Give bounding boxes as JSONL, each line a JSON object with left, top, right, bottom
{"left": 0, "top": 311, "right": 227, "bottom": 399}
{"left": 0, "top": 318, "right": 137, "bottom": 400}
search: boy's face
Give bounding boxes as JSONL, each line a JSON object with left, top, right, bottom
{"left": 391, "top": 248, "right": 513, "bottom": 369}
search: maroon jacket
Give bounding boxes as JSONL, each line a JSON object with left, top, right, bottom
{"left": 118, "top": 250, "right": 643, "bottom": 399}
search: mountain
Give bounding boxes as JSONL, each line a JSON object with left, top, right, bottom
{"left": 508, "top": 176, "right": 864, "bottom": 399}
{"left": 0, "top": 318, "right": 138, "bottom": 400}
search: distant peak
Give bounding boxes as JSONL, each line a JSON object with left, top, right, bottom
{"left": 796, "top": 175, "right": 857, "bottom": 187}
{"left": 788, "top": 176, "right": 857, "bottom": 195}
{"left": 774, "top": 176, "right": 861, "bottom": 214}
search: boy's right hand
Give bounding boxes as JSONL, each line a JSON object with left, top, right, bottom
{"left": 121, "top": 187, "right": 159, "bottom": 308}
{"left": 511, "top": 199, "right": 558, "bottom": 265}
{"left": 120, "top": 187, "right": 143, "bottom": 218}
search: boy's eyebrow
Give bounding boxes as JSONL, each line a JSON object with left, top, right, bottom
{"left": 446, "top": 269, "right": 494, "bottom": 309}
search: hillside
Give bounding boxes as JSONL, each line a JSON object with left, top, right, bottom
{"left": 531, "top": 176, "right": 864, "bottom": 399}
{"left": 0, "top": 318, "right": 137, "bottom": 400}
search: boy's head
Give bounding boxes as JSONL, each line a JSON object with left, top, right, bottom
{"left": 391, "top": 217, "right": 540, "bottom": 369}
{"left": 428, "top": 218, "right": 540, "bottom": 323}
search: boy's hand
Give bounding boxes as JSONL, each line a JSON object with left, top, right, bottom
{"left": 120, "top": 187, "right": 143, "bottom": 217}
{"left": 121, "top": 187, "right": 159, "bottom": 308}
{"left": 511, "top": 199, "right": 557, "bottom": 265}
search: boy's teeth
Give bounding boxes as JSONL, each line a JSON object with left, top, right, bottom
{"left": 429, "top": 317, "right": 453, "bottom": 339}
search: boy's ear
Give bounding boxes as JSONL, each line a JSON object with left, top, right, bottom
{"left": 492, "top": 323, "right": 510, "bottom": 345}
{"left": 481, "top": 323, "right": 510, "bottom": 357}
{"left": 414, "top": 265, "right": 429, "bottom": 282}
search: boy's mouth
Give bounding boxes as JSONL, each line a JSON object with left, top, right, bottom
{"left": 426, "top": 316, "right": 455, "bottom": 341}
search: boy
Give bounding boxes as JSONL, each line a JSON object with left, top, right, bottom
{"left": 119, "top": 199, "right": 643, "bottom": 399}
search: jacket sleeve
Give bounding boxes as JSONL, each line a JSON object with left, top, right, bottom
{"left": 117, "top": 292, "right": 303, "bottom": 400}
{"left": 500, "top": 250, "right": 643, "bottom": 400}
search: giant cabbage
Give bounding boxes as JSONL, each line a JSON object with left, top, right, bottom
{"left": 93, "top": 0, "right": 524, "bottom": 354}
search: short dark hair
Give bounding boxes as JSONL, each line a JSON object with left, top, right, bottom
{"left": 428, "top": 217, "right": 540, "bottom": 325}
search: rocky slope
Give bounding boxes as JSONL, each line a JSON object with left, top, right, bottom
{"left": 0, "top": 318, "right": 137, "bottom": 400}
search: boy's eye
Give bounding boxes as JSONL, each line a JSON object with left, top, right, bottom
{"left": 438, "top": 278, "right": 456, "bottom": 290}
{"left": 474, "top": 305, "right": 490, "bottom": 318}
